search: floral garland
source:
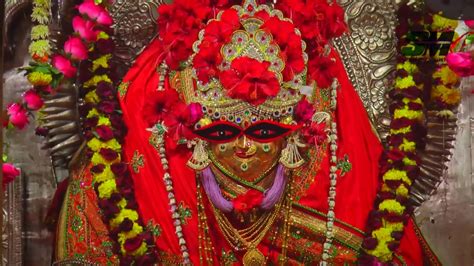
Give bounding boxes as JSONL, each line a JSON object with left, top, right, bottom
{"left": 2, "top": 0, "right": 52, "bottom": 200}
{"left": 430, "top": 14, "right": 462, "bottom": 118}
{"left": 361, "top": 6, "right": 461, "bottom": 263}
{"left": 56, "top": 1, "right": 158, "bottom": 263}
{"left": 4, "top": 0, "right": 55, "bottom": 130}
{"left": 4, "top": 0, "right": 157, "bottom": 263}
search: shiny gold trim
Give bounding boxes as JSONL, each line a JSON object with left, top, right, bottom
{"left": 291, "top": 209, "right": 363, "bottom": 251}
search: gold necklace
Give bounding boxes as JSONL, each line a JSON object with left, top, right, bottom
{"left": 212, "top": 196, "right": 285, "bottom": 266}
{"left": 197, "top": 180, "right": 215, "bottom": 265}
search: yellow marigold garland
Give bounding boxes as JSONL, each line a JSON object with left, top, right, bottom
{"left": 361, "top": 6, "right": 430, "bottom": 263}
{"left": 362, "top": 8, "right": 461, "bottom": 264}
{"left": 430, "top": 14, "right": 461, "bottom": 115}
{"left": 80, "top": 16, "right": 157, "bottom": 263}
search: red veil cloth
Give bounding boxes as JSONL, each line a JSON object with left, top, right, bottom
{"left": 118, "top": 37, "right": 438, "bottom": 265}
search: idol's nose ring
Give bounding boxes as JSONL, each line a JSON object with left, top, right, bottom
{"left": 234, "top": 136, "right": 257, "bottom": 158}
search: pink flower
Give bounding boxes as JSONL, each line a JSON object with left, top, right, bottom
{"left": 6, "top": 103, "right": 29, "bottom": 129}
{"left": 78, "top": 0, "right": 113, "bottom": 26}
{"left": 2, "top": 163, "right": 20, "bottom": 188}
{"left": 294, "top": 98, "right": 315, "bottom": 123}
{"left": 52, "top": 55, "right": 77, "bottom": 78}
{"left": 23, "top": 89, "right": 44, "bottom": 110}
{"left": 446, "top": 52, "right": 474, "bottom": 77}
{"left": 187, "top": 103, "right": 204, "bottom": 125}
{"left": 465, "top": 20, "right": 474, "bottom": 29}
{"left": 72, "top": 16, "right": 99, "bottom": 42}
{"left": 64, "top": 36, "right": 88, "bottom": 61}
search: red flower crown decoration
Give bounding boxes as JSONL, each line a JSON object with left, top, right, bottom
{"left": 145, "top": 0, "right": 347, "bottom": 138}
{"left": 192, "top": 1, "right": 307, "bottom": 104}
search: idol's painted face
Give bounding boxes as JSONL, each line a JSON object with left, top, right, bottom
{"left": 194, "top": 120, "right": 298, "bottom": 182}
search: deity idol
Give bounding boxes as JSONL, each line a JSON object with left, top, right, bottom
{"left": 54, "top": 0, "right": 440, "bottom": 265}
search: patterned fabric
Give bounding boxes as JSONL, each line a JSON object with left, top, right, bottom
{"left": 55, "top": 158, "right": 118, "bottom": 265}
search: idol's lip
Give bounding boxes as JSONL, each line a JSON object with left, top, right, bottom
{"left": 234, "top": 150, "right": 254, "bottom": 159}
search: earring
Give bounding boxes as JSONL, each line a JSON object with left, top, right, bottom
{"left": 279, "top": 135, "right": 306, "bottom": 169}
{"left": 187, "top": 139, "right": 211, "bottom": 170}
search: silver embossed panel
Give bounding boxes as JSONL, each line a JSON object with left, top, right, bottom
{"left": 334, "top": 0, "right": 398, "bottom": 141}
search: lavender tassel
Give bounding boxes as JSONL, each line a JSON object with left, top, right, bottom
{"left": 201, "top": 167, "right": 234, "bottom": 213}
{"left": 201, "top": 164, "right": 287, "bottom": 212}
{"left": 260, "top": 164, "right": 287, "bottom": 210}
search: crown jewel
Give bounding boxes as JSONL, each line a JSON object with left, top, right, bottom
{"left": 183, "top": 0, "right": 310, "bottom": 123}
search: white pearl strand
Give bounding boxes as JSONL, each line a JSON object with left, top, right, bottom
{"left": 148, "top": 123, "right": 191, "bottom": 264}
{"left": 320, "top": 78, "right": 340, "bottom": 266}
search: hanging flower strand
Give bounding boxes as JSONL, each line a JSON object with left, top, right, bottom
{"left": 3, "top": 0, "right": 54, "bottom": 130}
{"left": 361, "top": 7, "right": 461, "bottom": 264}
{"left": 6, "top": 0, "right": 158, "bottom": 263}
{"left": 69, "top": 0, "right": 158, "bottom": 263}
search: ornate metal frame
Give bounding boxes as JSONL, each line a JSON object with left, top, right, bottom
{"left": 333, "top": 0, "right": 459, "bottom": 208}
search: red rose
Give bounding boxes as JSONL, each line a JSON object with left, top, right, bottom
{"left": 95, "top": 125, "right": 114, "bottom": 141}
{"left": 52, "top": 55, "right": 77, "bottom": 78}
{"left": 72, "top": 16, "right": 99, "bottom": 42}
{"left": 386, "top": 149, "right": 405, "bottom": 162}
{"left": 96, "top": 81, "right": 114, "bottom": 99}
{"left": 98, "top": 199, "right": 120, "bottom": 217}
{"left": 64, "top": 36, "right": 88, "bottom": 61}
{"left": 6, "top": 103, "right": 29, "bottom": 129}
{"left": 23, "top": 89, "right": 44, "bottom": 110}
{"left": 2, "top": 163, "right": 20, "bottom": 188}
{"left": 219, "top": 57, "right": 280, "bottom": 105}
{"left": 96, "top": 38, "right": 115, "bottom": 54}
{"left": 99, "top": 148, "right": 118, "bottom": 161}
{"left": 91, "top": 164, "right": 105, "bottom": 174}
{"left": 78, "top": 0, "right": 113, "bottom": 26}
{"left": 111, "top": 162, "right": 128, "bottom": 177}
{"left": 35, "top": 127, "right": 49, "bottom": 137}
{"left": 98, "top": 100, "right": 117, "bottom": 114}
{"left": 446, "top": 52, "right": 474, "bottom": 77}
{"left": 232, "top": 189, "right": 264, "bottom": 213}
{"left": 118, "top": 218, "right": 134, "bottom": 232}
{"left": 124, "top": 236, "right": 144, "bottom": 252}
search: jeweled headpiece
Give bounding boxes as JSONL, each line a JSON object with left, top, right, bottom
{"left": 182, "top": 0, "right": 310, "bottom": 124}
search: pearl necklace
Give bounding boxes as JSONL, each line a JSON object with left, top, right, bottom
{"left": 148, "top": 123, "right": 191, "bottom": 264}
{"left": 320, "top": 78, "right": 340, "bottom": 265}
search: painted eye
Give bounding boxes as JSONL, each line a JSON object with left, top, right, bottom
{"left": 244, "top": 121, "right": 298, "bottom": 142}
{"left": 193, "top": 121, "right": 242, "bottom": 143}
